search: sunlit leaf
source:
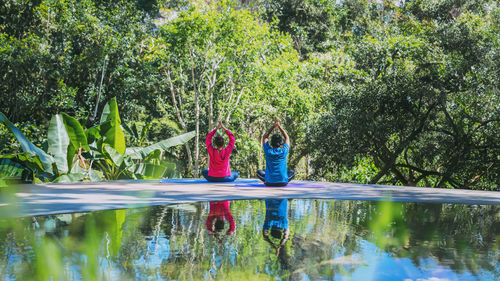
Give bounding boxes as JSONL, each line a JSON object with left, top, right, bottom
{"left": 62, "top": 113, "right": 90, "bottom": 171}
{"left": 100, "top": 98, "right": 126, "bottom": 155}
{"left": 130, "top": 162, "right": 175, "bottom": 179}
{"left": 104, "top": 145, "right": 124, "bottom": 167}
{"left": 88, "top": 169, "right": 102, "bottom": 182}
{"left": 47, "top": 114, "right": 70, "bottom": 173}
{"left": 0, "top": 112, "right": 54, "bottom": 173}
{"left": 53, "top": 173, "right": 87, "bottom": 183}
{"left": 128, "top": 131, "right": 195, "bottom": 160}
{"left": 99, "top": 102, "right": 110, "bottom": 124}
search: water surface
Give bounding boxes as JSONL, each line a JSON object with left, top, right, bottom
{"left": 0, "top": 199, "right": 499, "bottom": 280}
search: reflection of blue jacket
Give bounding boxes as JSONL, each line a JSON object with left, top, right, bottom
{"left": 263, "top": 199, "right": 288, "bottom": 231}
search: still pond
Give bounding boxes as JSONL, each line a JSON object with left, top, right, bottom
{"left": 1, "top": 199, "right": 499, "bottom": 280}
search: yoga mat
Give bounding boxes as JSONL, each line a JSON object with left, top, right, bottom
{"left": 161, "top": 179, "right": 259, "bottom": 184}
{"left": 235, "top": 182, "right": 325, "bottom": 188}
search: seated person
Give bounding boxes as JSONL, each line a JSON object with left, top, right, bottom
{"left": 203, "top": 120, "right": 239, "bottom": 182}
{"left": 206, "top": 201, "right": 235, "bottom": 236}
{"left": 257, "top": 117, "right": 295, "bottom": 186}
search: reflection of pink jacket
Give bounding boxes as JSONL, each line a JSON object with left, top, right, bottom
{"left": 206, "top": 201, "right": 235, "bottom": 234}
{"left": 205, "top": 129, "right": 235, "bottom": 177}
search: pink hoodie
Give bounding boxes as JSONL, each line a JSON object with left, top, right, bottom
{"left": 205, "top": 128, "right": 235, "bottom": 177}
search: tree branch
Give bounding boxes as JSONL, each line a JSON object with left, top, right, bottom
{"left": 464, "top": 163, "right": 494, "bottom": 188}
{"left": 225, "top": 88, "right": 245, "bottom": 124}
{"left": 395, "top": 164, "right": 441, "bottom": 176}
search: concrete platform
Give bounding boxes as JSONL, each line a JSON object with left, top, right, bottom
{"left": 1, "top": 179, "right": 499, "bottom": 217}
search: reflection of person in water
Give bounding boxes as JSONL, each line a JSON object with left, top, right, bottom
{"left": 206, "top": 201, "right": 235, "bottom": 236}
{"left": 262, "top": 199, "right": 290, "bottom": 257}
{"left": 262, "top": 200, "right": 308, "bottom": 280}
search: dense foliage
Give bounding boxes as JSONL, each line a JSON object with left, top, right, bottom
{"left": 0, "top": 0, "right": 498, "bottom": 190}
{"left": 307, "top": 0, "right": 499, "bottom": 189}
{"left": 1, "top": 98, "right": 195, "bottom": 184}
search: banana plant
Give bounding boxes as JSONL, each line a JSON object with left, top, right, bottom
{"left": 1, "top": 111, "right": 96, "bottom": 183}
{"left": 85, "top": 97, "right": 195, "bottom": 180}
{"left": 1, "top": 97, "right": 195, "bottom": 183}
{"left": 95, "top": 132, "right": 195, "bottom": 180}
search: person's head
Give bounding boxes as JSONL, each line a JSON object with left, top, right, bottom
{"left": 270, "top": 134, "right": 284, "bottom": 148}
{"left": 270, "top": 227, "right": 283, "bottom": 239}
{"left": 213, "top": 135, "right": 225, "bottom": 149}
{"left": 214, "top": 217, "right": 225, "bottom": 232}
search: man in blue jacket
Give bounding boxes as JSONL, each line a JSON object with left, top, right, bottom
{"left": 257, "top": 117, "right": 295, "bottom": 186}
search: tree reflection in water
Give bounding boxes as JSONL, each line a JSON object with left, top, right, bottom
{"left": 0, "top": 200, "right": 498, "bottom": 280}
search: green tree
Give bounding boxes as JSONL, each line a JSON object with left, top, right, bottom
{"left": 146, "top": 2, "right": 314, "bottom": 177}
{"left": 308, "top": 0, "right": 499, "bottom": 190}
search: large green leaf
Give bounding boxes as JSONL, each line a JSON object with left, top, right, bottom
{"left": 124, "top": 147, "right": 141, "bottom": 158}
{"left": 100, "top": 98, "right": 126, "bottom": 155}
{"left": 62, "top": 113, "right": 90, "bottom": 171}
{"left": 130, "top": 162, "right": 176, "bottom": 179}
{"left": 47, "top": 114, "right": 70, "bottom": 173}
{"left": 0, "top": 153, "right": 45, "bottom": 177}
{"left": 62, "top": 113, "right": 89, "bottom": 150}
{"left": 122, "top": 122, "right": 139, "bottom": 139}
{"left": 112, "top": 210, "right": 126, "bottom": 255}
{"left": 0, "top": 112, "right": 53, "bottom": 173}
{"left": 88, "top": 169, "right": 103, "bottom": 182}
{"left": 128, "top": 131, "right": 195, "bottom": 160}
{"left": 144, "top": 149, "right": 162, "bottom": 164}
{"left": 0, "top": 158, "right": 24, "bottom": 179}
{"left": 85, "top": 126, "right": 102, "bottom": 147}
{"left": 103, "top": 145, "right": 124, "bottom": 167}
{"left": 53, "top": 173, "right": 87, "bottom": 183}
{"left": 99, "top": 102, "right": 110, "bottom": 124}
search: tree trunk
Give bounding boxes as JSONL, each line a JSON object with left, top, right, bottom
{"left": 190, "top": 50, "right": 200, "bottom": 177}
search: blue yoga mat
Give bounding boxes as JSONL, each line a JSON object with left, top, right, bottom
{"left": 160, "top": 179, "right": 260, "bottom": 184}
{"left": 234, "top": 182, "right": 325, "bottom": 188}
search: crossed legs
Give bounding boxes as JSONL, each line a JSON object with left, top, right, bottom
{"left": 257, "top": 170, "right": 295, "bottom": 186}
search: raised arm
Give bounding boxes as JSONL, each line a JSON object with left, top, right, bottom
{"left": 206, "top": 121, "right": 222, "bottom": 149}
{"left": 220, "top": 122, "right": 235, "bottom": 150}
{"left": 205, "top": 128, "right": 217, "bottom": 149}
{"left": 276, "top": 118, "right": 290, "bottom": 146}
{"left": 276, "top": 124, "right": 290, "bottom": 146}
{"left": 262, "top": 123, "right": 275, "bottom": 146}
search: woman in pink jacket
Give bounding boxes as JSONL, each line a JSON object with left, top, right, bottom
{"left": 202, "top": 120, "right": 239, "bottom": 182}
